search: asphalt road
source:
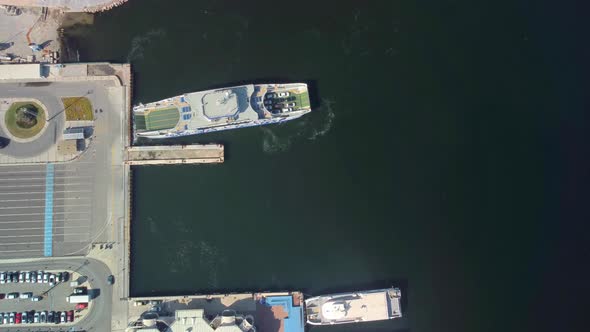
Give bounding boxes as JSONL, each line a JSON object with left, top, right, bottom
{"left": 0, "top": 81, "right": 111, "bottom": 158}
{"left": 0, "top": 79, "right": 123, "bottom": 259}
{"left": 0, "top": 164, "right": 97, "bottom": 258}
{"left": 0, "top": 83, "right": 64, "bottom": 158}
{"left": 0, "top": 258, "right": 112, "bottom": 332}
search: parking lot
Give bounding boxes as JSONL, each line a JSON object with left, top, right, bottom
{"left": 0, "top": 163, "right": 96, "bottom": 258}
{"left": 0, "top": 78, "right": 124, "bottom": 258}
{"left": 0, "top": 270, "right": 87, "bottom": 327}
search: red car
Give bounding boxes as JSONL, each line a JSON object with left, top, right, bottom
{"left": 66, "top": 310, "right": 74, "bottom": 322}
{"left": 0, "top": 293, "right": 5, "bottom": 299}
{"left": 15, "top": 312, "right": 22, "bottom": 324}
{"left": 75, "top": 303, "right": 88, "bottom": 310}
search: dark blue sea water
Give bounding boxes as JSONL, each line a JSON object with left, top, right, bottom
{"left": 67, "top": 1, "right": 590, "bottom": 331}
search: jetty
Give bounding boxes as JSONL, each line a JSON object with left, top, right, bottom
{"left": 125, "top": 144, "right": 224, "bottom": 165}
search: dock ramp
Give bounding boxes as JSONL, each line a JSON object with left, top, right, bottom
{"left": 126, "top": 144, "right": 224, "bottom": 165}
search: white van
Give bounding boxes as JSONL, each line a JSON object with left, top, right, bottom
{"left": 19, "top": 292, "right": 32, "bottom": 299}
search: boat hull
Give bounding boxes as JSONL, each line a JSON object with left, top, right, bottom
{"left": 304, "top": 288, "right": 402, "bottom": 326}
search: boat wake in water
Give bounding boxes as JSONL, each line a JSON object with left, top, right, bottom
{"left": 262, "top": 97, "right": 335, "bottom": 154}
{"left": 127, "top": 28, "right": 166, "bottom": 62}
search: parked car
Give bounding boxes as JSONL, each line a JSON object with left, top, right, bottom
{"left": 30, "top": 271, "right": 36, "bottom": 283}
{"left": 49, "top": 274, "right": 56, "bottom": 286}
{"left": 75, "top": 303, "right": 88, "bottom": 310}
{"left": 36, "top": 271, "right": 43, "bottom": 283}
{"left": 54, "top": 311, "right": 60, "bottom": 324}
{"left": 60, "top": 311, "right": 66, "bottom": 323}
{"left": 32, "top": 295, "right": 42, "bottom": 302}
{"left": 42, "top": 272, "right": 49, "bottom": 283}
{"left": 62, "top": 271, "right": 70, "bottom": 282}
{"left": 3, "top": 313, "right": 8, "bottom": 324}
{"left": 56, "top": 272, "right": 62, "bottom": 283}
{"left": 74, "top": 287, "right": 86, "bottom": 294}
{"left": 48, "top": 311, "right": 54, "bottom": 323}
{"left": 24, "top": 271, "right": 30, "bottom": 282}
{"left": 149, "top": 300, "right": 163, "bottom": 305}
{"left": 40, "top": 311, "right": 47, "bottom": 323}
{"left": 0, "top": 272, "right": 5, "bottom": 284}
{"left": 20, "top": 292, "right": 32, "bottom": 299}
{"left": 27, "top": 311, "right": 33, "bottom": 324}
{"left": 15, "top": 312, "right": 21, "bottom": 324}
{"left": 107, "top": 275, "right": 115, "bottom": 285}
{"left": 33, "top": 311, "right": 39, "bottom": 323}
{"left": 21, "top": 312, "right": 27, "bottom": 324}
{"left": 278, "top": 91, "right": 290, "bottom": 97}
{"left": 9, "top": 312, "right": 14, "bottom": 324}
{"left": 0, "top": 293, "right": 5, "bottom": 299}
{"left": 66, "top": 310, "right": 73, "bottom": 322}
{"left": 18, "top": 272, "right": 24, "bottom": 283}
{"left": 7, "top": 292, "right": 18, "bottom": 299}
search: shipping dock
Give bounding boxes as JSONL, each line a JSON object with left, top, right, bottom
{"left": 0, "top": 62, "right": 402, "bottom": 332}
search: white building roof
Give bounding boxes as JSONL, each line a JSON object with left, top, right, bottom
{"left": 0, "top": 64, "right": 41, "bottom": 80}
{"left": 167, "top": 309, "right": 214, "bottom": 332}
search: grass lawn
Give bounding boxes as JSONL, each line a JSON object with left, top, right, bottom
{"left": 62, "top": 97, "right": 94, "bottom": 121}
{"left": 4, "top": 102, "right": 46, "bottom": 139}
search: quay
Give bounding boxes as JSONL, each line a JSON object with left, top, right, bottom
{"left": 126, "top": 144, "right": 224, "bottom": 165}
{"left": 0, "top": 62, "right": 402, "bottom": 332}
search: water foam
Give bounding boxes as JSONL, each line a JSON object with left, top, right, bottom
{"left": 127, "top": 29, "right": 166, "bottom": 62}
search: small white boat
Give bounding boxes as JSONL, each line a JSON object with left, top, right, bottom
{"left": 305, "top": 287, "right": 402, "bottom": 325}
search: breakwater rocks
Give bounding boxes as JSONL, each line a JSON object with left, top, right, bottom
{"left": 84, "top": 0, "right": 129, "bottom": 13}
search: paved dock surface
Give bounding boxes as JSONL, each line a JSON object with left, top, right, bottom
{"left": 126, "top": 144, "right": 224, "bottom": 165}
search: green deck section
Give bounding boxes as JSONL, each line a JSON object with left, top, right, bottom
{"left": 295, "top": 91, "right": 311, "bottom": 108}
{"left": 142, "top": 107, "right": 180, "bottom": 131}
{"left": 134, "top": 114, "right": 147, "bottom": 130}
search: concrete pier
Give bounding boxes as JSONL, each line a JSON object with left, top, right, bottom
{"left": 125, "top": 144, "right": 224, "bottom": 165}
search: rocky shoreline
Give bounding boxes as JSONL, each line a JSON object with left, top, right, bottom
{"left": 83, "top": 0, "right": 129, "bottom": 13}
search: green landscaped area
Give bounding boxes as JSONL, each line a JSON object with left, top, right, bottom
{"left": 62, "top": 97, "right": 94, "bottom": 121}
{"left": 136, "top": 107, "right": 180, "bottom": 131}
{"left": 4, "top": 102, "right": 46, "bottom": 139}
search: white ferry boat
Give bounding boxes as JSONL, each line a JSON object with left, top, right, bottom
{"left": 304, "top": 287, "right": 402, "bottom": 325}
{"left": 133, "top": 83, "right": 311, "bottom": 139}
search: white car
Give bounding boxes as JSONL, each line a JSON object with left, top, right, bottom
{"left": 24, "top": 272, "right": 30, "bottom": 283}
{"left": 0, "top": 272, "right": 5, "bottom": 284}
{"left": 277, "top": 92, "right": 290, "bottom": 97}
{"left": 34, "top": 312, "right": 39, "bottom": 323}
{"left": 42, "top": 272, "right": 49, "bottom": 283}
{"left": 3, "top": 313, "right": 8, "bottom": 324}
{"left": 19, "top": 292, "right": 32, "bottom": 299}
{"left": 286, "top": 102, "right": 296, "bottom": 107}
{"left": 36, "top": 271, "right": 43, "bottom": 283}
{"left": 18, "top": 272, "right": 24, "bottom": 283}
{"left": 7, "top": 293, "right": 18, "bottom": 299}
{"left": 9, "top": 312, "right": 14, "bottom": 324}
